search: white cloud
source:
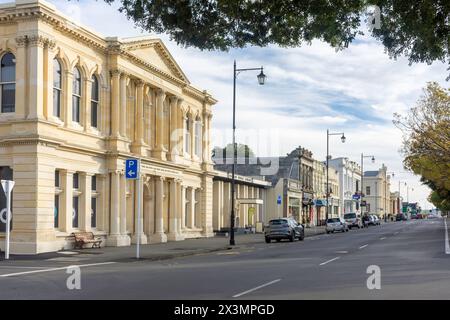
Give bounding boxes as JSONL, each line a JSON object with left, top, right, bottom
{"left": 6, "top": 0, "right": 447, "bottom": 209}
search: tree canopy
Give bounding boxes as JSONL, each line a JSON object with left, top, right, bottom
{"left": 212, "top": 143, "right": 255, "bottom": 160}
{"left": 394, "top": 82, "right": 450, "bottom": 211}
{"left": 103, "top": 0, "right": 449, "bottom": 68}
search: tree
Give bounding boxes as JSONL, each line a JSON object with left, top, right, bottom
{"left": 212, "top": 143, "right": 255, "bottom": 160}
{"left": 394, "top": 82, "right": 450, "bottom": 211}
{"left": 103, "top": 0, "right": 449, "bottom": 69}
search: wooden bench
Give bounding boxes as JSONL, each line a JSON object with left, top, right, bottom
{"left": 72, "top": 232, "right": 102, "bottom": 249}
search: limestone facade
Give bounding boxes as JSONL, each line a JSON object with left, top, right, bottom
{"left": 0, "top": 0, "right": 216, "bottom": 254}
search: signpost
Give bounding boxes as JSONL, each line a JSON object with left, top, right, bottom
{"left": 1, "top": 180, "right": 14, "bottom": 260}
{"left": 125, "top": 159, "right": 140, "bottom": 259}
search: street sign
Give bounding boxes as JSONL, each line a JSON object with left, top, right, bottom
{"left": 352, "top": 194, "right": 360, "bottom": 200}
{"left": 360, "top": 200, "right": 367, "bottom": 207}
{"left": 277, "top": 195, "right": 282, "bottom": 205}
{"left": 1, "top": 180, "right": 15, "bottom": 260}
{"left": 125, "top": 159, "right": 139, "bottom": 180}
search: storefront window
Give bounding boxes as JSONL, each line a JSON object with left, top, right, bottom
{"left": 288, "top": 197, "right": 301, "bottom": 222}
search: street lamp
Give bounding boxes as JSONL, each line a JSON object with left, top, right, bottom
{"left": 385, "top": 171, "right": 395, "bottom": 222}
{"left": 326, "top": 130, "right": 346, "bottom": 220}
{"left": 360, "top": 153, "right": 375, "bottom": 216}
{"left": 230, "top": 61, "right": 266, "bottom": 246}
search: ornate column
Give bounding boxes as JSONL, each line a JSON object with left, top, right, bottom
{"left": 132, "top": 173, "right": 148, "bottom": 244}
{"left": 44, "top": 39, "right": 56, "bottom": 120}
{"left": 27, "top": 34, "right": 46, "bottom": 120}
{"left": 189, "top": 187, "right": 196, "bottom": 228}
{"left": 80, "top": 173, "right": 93, "bottom": 231}
{"left": 14, "top": 36, "right": 27, "bottom": 119}
{"left": 119, "top": 73, "right": 128, "bottom": 138}
{"left": 106, "top": 171, "right": 120, "bottom": 245}
{"left": 60, "top": 170, "right": 74, "bottom": 233}
{"left": 168, "top": 179, "right": 183, "bottom": 241}
{"left": 168, "top": 96, "right": 180, "bottom": 161}
{"left": 153, "top": 89, "right": 167, "bottom": 160}
{"left": 144, "top": 177, "right": 154, "bottom": 237}
{"left": 177, "top": 99, "right": 184, "bottom": 156}
{"left": 119, "top": 172, "right": 131, "bottom": 245}
{"left": 203, "top": 111, "right": 213, "bottom": 165}
{"left": 110, "top": 70, "right": 121, "bottom": 137}
{"left": 180, "top": 184, "right": 187, "bottom": 231}
{"left": 190, "top": 116, "right": 196, "bottom": 160}
{"left": 149, "top": 177, "right": 167, "bottom": 243}
{"left": 83, "top": 77, "right": 93, "bottom": 131}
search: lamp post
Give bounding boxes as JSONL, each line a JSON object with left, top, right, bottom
{"left": 230, "top": 61, "right": 266, "bottom": 246}
{"left": 385, "top": 171, "right": 395, "bottom": 222}
{"left": 360, "top": 153, "right": 375, "bottom": 217}
{"left": 326, "top": 130, "right": 346, "bottom": 220}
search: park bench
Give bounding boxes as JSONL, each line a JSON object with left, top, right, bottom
{"left": 72, "top": 232, "right": 102, "bottom": 249}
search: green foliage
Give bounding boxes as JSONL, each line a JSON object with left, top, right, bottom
{"left": 394, "top": 82, "right": 450, "bottom": 211}
{"left": 103, "top": 0, "right": 449, "bottom": 69}
{"left": 212, "top": 143, "right": 255, "bottom": 160}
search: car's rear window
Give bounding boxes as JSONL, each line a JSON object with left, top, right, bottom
{"left": 344, "top": 213, "right": 356, "bottom": 219}
{"left": 269, "top": 219, "right": 287, "bottom": 225}
{"left": 327, "top": 218, "right": 340, "bottom": 223}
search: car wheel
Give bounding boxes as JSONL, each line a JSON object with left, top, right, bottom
{"left": 265, "top": 237, "right": 271, "bottom": 243}
{"left": 276, "top": 239, "right": 281, "bottom": 242}
{"left": 326, "top": 231, "right": 330, "bottom": 234}
{"left": 299, "top": 232, "right": 305, "bottom": 241}
{"left": 289, "top": 232, "right": 295, "bottom": 242}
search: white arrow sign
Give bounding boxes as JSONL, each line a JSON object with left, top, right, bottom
{"left": 1, "top": 180, "right": 14, "bottom": 260}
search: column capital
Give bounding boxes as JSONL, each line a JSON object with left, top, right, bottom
{"left": 156, "top": 88, "right": 166, "bottom": 98}
{"left": 169, "top": 95, "right": 179, "bottom": 104}
{"left": 110, "top": 69, "right": 122, "bottom": 78}
{"left": 135, "top": 79, "right": 145, "bottom": 88}
{"left": 15, "top": 36, "right": 28, "bottom": 48}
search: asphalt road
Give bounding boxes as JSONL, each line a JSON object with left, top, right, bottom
{"left": 0, "top": 218, "right": 449, "bottom": 300}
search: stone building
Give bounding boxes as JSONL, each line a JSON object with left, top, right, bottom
{"left": 328, "top": 157, "right": 361, "bottom": 216}
{"left": 327, "top": 166, "right": 341, "bottom": 218}
{"left": 312, "top": 160, "right": 326, "bottom": 225}
{"left": 0, "top": 0, "right": 216, "bottom": 254}
{"left": 363, "top": 165, "right": 392, "bottom": 219}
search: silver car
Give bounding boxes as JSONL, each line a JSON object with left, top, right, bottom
{"left": 264, "top": 218, "right": 305, "bottom": 243}
{"left": 326, "top": 217, "right": 349, "bottom": 233}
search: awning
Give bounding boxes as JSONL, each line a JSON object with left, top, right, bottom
{"left": 314, "top": 199, "right": 327, "bottom": 206}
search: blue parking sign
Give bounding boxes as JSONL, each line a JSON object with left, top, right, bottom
{"left": 125, "top": 159, "right": 139, "bottom": 179}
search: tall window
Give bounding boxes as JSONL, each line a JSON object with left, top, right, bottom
{"left": 194, "top": 118, "right": 202, "bottom": 158}
{"left": 366, "top": 186, "right": 371, "bottom": 196}
{"left": 184, "top": 117, "right": 190, "bottom": 154}
{"left": 72, "top": 196, "right": 79, "bottom": 228}
{"left": 0, "top": 52, "right": 16, "bottom": 113}
{"left": 54, "top": 170, "right": 60, "bottom": 228}
{"left": 72, "top": 67, "right": 81, "bottom": 123}
{"left": 91, "top": 75, "right": 99, "bottom": 128}
{"left": 53, "top": 59, "right": 62, "bottom": 118}
{"left": 91, "top": 197, "right": 97, "bottom": 228}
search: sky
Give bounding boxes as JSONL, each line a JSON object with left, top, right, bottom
{"left": 6, "top": 0, "right": 449, "bottom": 209}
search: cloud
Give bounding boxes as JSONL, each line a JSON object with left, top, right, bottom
{"left": 4, "top": 0, "right": 447, "bottom": 208}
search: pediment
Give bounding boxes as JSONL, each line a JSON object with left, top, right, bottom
{"left": 121, "top": 38, "right": 189, "bottom": 83}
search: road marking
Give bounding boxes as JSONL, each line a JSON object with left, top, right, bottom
{"left": 380, "top": 237, "right": 386, "bottom": 240}
{"left": 0, "top": 262, "right": 116, "bottom": 278}
{"left": 359, "top": 244, "right": 368, "bottom": 249}
{"left": 335, "top": 251, "right": 348, "bottom": 254}
{"left": 394, "top": 232, "right": 399, "bottom": 235}
{"left": 232, "top": 279, "right": 281, "bottom": 298}
{"left": 445, "top": 218, "right": 450, "bottom": 255}
{"left": 319, "top": 257, "right": 340, "bottom": 266}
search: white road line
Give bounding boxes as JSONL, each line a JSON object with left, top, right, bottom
{"left": 445, "top": 218, "right": 450, "bottom": 255}
{"left": 232, "top": 279, "right": 281, "bottom": 298}
{"left": 335, "top": 251, "right": 348, "bottom": 254}
{"left": 380, "top": 237, "right": 386, "bottom": 240}
{"left": 359, "top": 244, "right": 368, "bottom": 249}
{"left": 319, "top": 257, "right": 340, "bottom": 266}
{"left": 0, "top": 262, "right": 116, "bottom": 278}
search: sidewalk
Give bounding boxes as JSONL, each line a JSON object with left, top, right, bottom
{"left": 0, "top": 226, "right": 326, "bottom": 264}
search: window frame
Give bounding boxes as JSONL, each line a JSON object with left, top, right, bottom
{"left": 194, "top": 118, "right": 202, "bottom": 158}
{"left": 90, "top": 75, "right": 99, "bottom": 128}
{"left": 72, "top": 67, "right": 82, "bottom": 123}
{"left": 53, "top": 59, "right": 62, "bottom": 118}
{"left": 184, "top": 116, "right": 190, "bottom": 154}
{"left": 0, "top": 52, "right": 16, "bottom": 113}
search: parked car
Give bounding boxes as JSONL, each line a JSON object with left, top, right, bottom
{"left": 326, "top": 217, "right": 349, "bottom": 233}
{"left": 264, "top": 218, "right": 305, "bottom": 243}
{"left": 396, "top": 213, "right": 407, "bottom": 221}
{"left": 371, "top": 215, "right": 381, "bottom": 225}
{"left": 344, "top": 212, "right": 363, "bottom": 229}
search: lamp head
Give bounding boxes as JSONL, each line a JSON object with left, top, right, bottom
{"left": 257, "top": 68, "right": 266, "bottom": 85}
{"left": 371, "top": 156, "right": 375, "bottom": 163}
{"left": 341, "top": 134, "right": 346, "bottom": 143}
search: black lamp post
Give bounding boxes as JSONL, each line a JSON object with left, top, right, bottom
{"left": 326, "top": 130, "right": 346, "bottom": 220}
{"left": 230, "top": 61, "right": 266, "bottom": 246}
{"left": 360, "top": 153, "right": 375, "bottom": 216}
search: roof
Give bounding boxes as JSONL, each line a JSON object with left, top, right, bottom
{"left": 364, "top": 171, "right": 379, "bottom": 177}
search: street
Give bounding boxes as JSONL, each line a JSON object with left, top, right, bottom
{"left": 0, "top": 218, "right": 449, "bottom": 300}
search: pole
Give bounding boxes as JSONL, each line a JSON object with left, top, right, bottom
{"left": 136, "top": 159, "right": 141, "bottom": 259}
{"left": 5, "top": 181, "right": 11, "bottom": 260}
{"left": 326, "top": 130, "right": 329, "bottom": 221}
{"left": 360, "top": 153, "right": 364, "bottom": 216}
{"left": 230, "top": 61, "right": 236, "bottom": 246}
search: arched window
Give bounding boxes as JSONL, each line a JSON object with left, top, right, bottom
{"left": 72, "top": 67, "right": 81, "bottom": 123}
{"left": 184, "top": 116, "right": 190, "bottom": 154}
{"left": 53, "top": 59, "right": 62, "bottom": 118}
{"left": 194, "top": 117, "right": 202, "bottom": 158}
{"left": 0, "top": 52, "right": 16, "bottom": 113}
{"left": 91, "top": 75, "right": 99, "bottom": 128}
